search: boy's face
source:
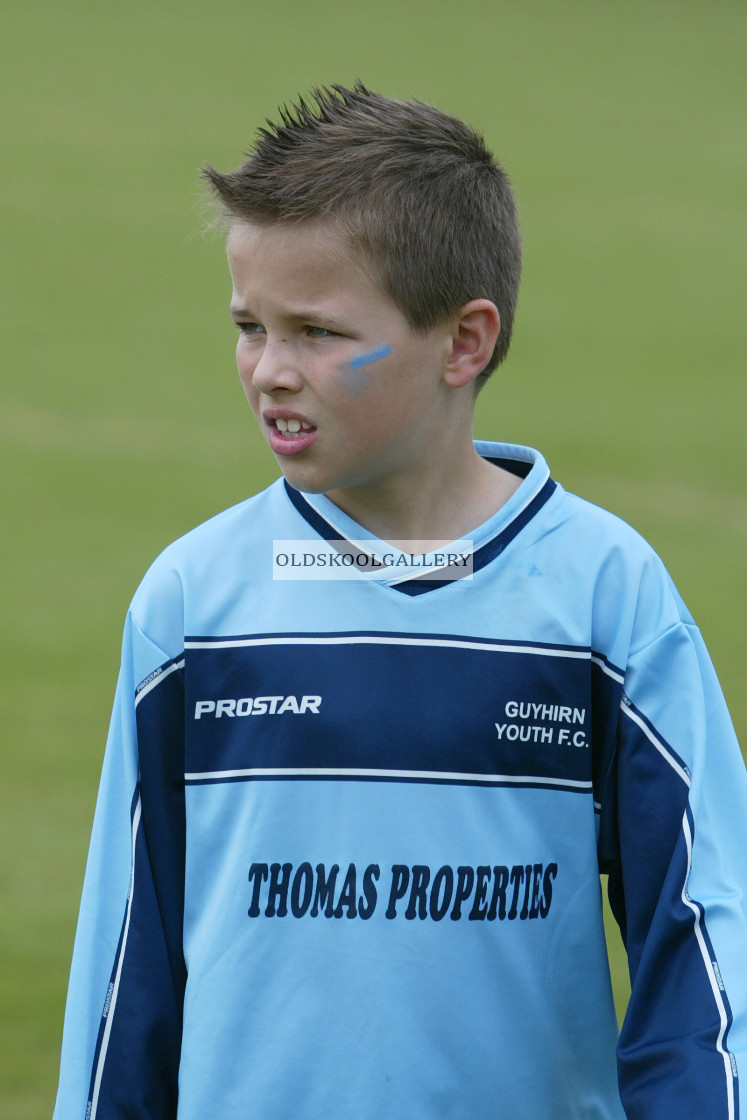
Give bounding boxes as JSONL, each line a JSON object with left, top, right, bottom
{"left": 227, "top": 221, "right": 461, "bottom": 503}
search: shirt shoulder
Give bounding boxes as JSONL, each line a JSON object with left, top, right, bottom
{"left": 128, "top": 479, "right": 288, "bottom": 654}
{"left": 547, "top": 484, "right": 693, "bottom": 657}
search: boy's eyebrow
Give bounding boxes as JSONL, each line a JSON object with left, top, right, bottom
{"left": 229, "top": 304, "right": 351, "bottom": 331}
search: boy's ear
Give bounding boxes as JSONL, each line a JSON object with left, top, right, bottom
{"left": 443, "top": 300, "right": 501, "bottom": 389}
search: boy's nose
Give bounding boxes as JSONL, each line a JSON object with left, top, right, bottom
{"left": 250, "top": 340, "right": 303, "bottom": 394}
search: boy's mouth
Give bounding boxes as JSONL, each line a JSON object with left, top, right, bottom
{"left": 264, "top": 411, "right": 318, "bottom": 456}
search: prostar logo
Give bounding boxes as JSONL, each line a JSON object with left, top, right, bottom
{"left": 194, "top": 695, "right": 322, "bottom": 719}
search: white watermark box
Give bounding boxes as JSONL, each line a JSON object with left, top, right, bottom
{"left": 272, "top": 540, "right": 474, "bottom": 581}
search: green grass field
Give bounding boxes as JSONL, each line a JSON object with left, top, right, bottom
{"left": 2, "top": 2, "right": 745, "bottom": 1114}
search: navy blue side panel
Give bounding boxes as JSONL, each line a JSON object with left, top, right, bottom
{"left": 136, "top": 665, "right": 187, "bottom": 1004}
{"left": 610, "top": 700, "right": 735, "bottom": 1119}
{"left": 591, "top": 661, "right": 624, "bottom": 879}
{"left": 85, "top": 787, "right": 142, "bottom": 1115}
{"left": 94, "top": 663, "right": 186, "bottom": 1119}
{"left": 184, "top": 636, "right": 593, "bottom": 787}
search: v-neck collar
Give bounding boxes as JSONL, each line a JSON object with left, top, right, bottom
{"left": 282, "top": 442, "right": 556, "bottom": 597}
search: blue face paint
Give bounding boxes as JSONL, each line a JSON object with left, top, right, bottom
{"left": 349, "top": 343, "right": 392, "bottom": 368}
{"left": 336, "top": 343, "right": 392, "bottom": 395}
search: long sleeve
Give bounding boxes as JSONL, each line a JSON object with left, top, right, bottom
{"left": 53, "top": 613, "right": 186, "bottom": 1120}
{"left": 598, "top": 576, "right": 747, "bottom": 1119}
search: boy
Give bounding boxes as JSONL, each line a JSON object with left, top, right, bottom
{"left": 54, "top": 84, "right": 747, "bottom": 1119}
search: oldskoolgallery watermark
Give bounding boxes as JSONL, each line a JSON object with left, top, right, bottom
{"left": 272, "top": 540, "right": 474, "bottom": 581}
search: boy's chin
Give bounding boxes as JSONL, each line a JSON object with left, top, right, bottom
{"left": 275, "top": 458, "right": 333, "bottom": 496}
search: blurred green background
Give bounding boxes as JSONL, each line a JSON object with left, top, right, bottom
{"left": 2, "top": 1, "right": 745, "bottom": 1114}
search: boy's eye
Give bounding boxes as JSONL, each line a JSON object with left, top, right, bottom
{"left": 237, "top": 321, "right": 264, "bottom": 336}
{"left": 307, "top": 326, "right": 336, "bottom": 339}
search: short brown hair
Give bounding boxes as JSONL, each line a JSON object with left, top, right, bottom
{"left": 203, "top": 83, "right": 522, "bottom": 384}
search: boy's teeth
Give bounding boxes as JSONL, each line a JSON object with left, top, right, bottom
{"left": 275, "top": 418, "right": 312, "bottom": 434}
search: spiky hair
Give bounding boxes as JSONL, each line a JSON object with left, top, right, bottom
{"left": 203, "top": 83, "right": 522, "bottom": 381}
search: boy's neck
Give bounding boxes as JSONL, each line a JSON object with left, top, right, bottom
{"left": 322, "top": 446, "right": 521, "bottom": 547}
